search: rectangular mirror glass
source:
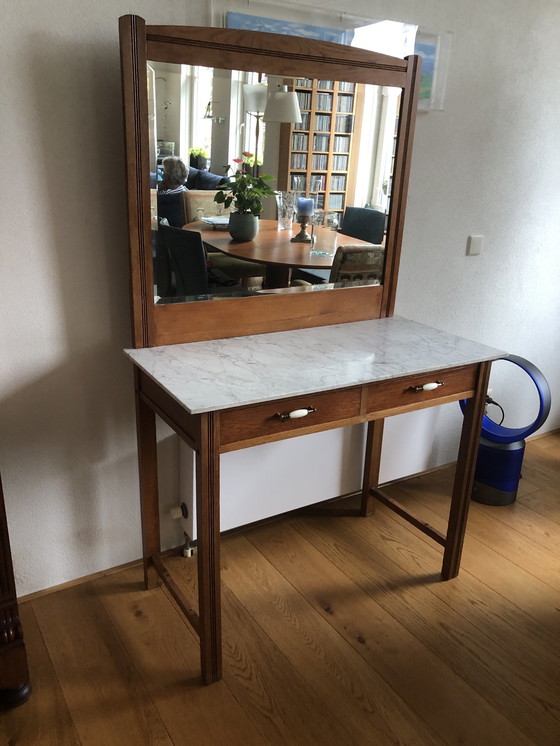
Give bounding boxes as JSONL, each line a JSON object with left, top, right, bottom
{"left": 148, "top": 61, "right": 400, "bottom": 304}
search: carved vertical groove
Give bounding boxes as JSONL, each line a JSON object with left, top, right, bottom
{"left": 0, "top": 473, "right": 30, "bottom": 705}
{"left": 196, "top": 411, "right": 222, "bottom": 684}
{"left": 119, "top": 15, "right": 151, "bottom": 348}
{"left": 0, "top": 604, "right": 23, "bottom": 646}
{"left": 0, "top": 476, "right": 17, "bottom": 602}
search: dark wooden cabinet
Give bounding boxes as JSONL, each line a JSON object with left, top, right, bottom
{"left": 0, "top": 474, "right": 30, "bottom": 709}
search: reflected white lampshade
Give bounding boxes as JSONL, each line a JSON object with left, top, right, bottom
{"left": 243, "top": 83, "right": 268, "bottom": 113}
{"left": 263, "top": 85, "right": 302, "bottom": 124}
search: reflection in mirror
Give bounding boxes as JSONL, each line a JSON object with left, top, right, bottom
{"left": 148, "top": 61, "right": 400, "bottom": 305}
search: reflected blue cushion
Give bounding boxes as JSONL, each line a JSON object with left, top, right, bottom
{"left": 186, "top": 167, "right": 229, "bottom": 190}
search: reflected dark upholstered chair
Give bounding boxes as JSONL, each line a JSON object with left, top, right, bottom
{"left": 339, "top": 206, "right": 386, "bottom": 244}
{"left": 159, "top": 221, "right": 264, "bottom": 291}
{"left": 153, "top": 227, "right": 173, "bottom": 298}
{"left": 157, "top": 191, "right": 188, "bottom": 228}
{"left": 157, "top": 224, "right": 255, "bottom": 299}
{"left": 159, "top": 224, "right": 209, "bottom": 297}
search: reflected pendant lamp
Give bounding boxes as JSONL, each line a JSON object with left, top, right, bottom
{"left": 263, "top": 85, "right": 302, "bottom": 124}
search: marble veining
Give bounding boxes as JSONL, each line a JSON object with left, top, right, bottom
{"left": 124, "top": 317, "right": 506, "bottom": 414}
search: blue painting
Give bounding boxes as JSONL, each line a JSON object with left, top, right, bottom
{"left": 227, "top": 11, "right": 354, "bottom": 45}
{"left": 415, "top": 39, "right": 438, "bottom": 103}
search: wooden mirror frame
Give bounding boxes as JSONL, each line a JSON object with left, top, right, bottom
{"left": 119, "top": 15, "right": 421, "bottom": 348}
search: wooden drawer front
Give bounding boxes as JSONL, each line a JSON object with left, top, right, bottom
{"left": 220, "top": 387, "right": 362, "bottom": 448}
{"left": 365, "top": 364, "right": 478, "bottom": 416}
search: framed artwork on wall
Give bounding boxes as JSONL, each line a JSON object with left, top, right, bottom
{"left": 211, "top": 0, "right": 418, "bottom": 60}
{"left": 211, "top": 1, "right": 403, "bottom": 52}
{"left": 225, "top": 10, "right": 354, "bottom": 44}
{"left": 414, "top": 29, "right": 452, "bottom": 111}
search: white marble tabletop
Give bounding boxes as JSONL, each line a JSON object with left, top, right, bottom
{"left": 124, "top": 317, "right": 506, "bottom": 414}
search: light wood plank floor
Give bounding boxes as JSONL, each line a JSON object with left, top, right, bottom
{"left": 2, "top": 432, "right": 559, "bottom": 745}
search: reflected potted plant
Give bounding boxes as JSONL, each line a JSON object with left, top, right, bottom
{"left": 214, "top": 153, "right": 275, "bottom": 241}
{"left": 189, "top": 146, "right": 209, "bottom": 170}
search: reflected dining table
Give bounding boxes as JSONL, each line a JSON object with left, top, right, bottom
{"left": 185, "top": 219, "right": 371, "bottom": 288}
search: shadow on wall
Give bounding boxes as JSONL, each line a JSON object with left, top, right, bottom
{"left": 0, "top": 343, "right": 138, "bottom": 590}
{"left": 0, "top": 34, "right": 158, "bottom": 594}
{"left": 26, "top": 36, "right": 131, "bottom": 352}
{"left": 0, "top": 341, "right": 183, "bottom": 594}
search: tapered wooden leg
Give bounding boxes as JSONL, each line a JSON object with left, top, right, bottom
{"left": 263, "top": 265, "right": 291, "bottom": 289}
{"left": 360, "top": 419, "right": 384, "bottom": 516}
{"left": 196, "top": 412, "right": 222, "bottom": 684}
{"left": 0, "top": 644, "right": 31, "bottom": 709}
{"left": 442, "top": 361, "right": 492, "bottom": 579}
{"left": 134, "top": 369, "right": 161, "bottom": 589}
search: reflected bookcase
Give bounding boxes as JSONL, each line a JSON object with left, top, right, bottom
{"left": 278, "top": 78, "right": 364, "bottom": 221}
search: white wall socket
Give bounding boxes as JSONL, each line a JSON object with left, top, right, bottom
{"left": 467, "top": 235, "right": 483, "bottom": 256}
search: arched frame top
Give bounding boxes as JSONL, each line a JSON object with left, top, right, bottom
{"left": 119, "top": 15, "right": 421, "bottom": 347}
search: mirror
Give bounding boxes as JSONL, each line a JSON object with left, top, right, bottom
{"left": 148, "top": 61, "right": 402, "bottom": 304}
{"left": 119, "top": 17, "right": 420, "bottom": 346}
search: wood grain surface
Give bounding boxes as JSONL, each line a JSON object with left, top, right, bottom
{"left": 2, "top": 431, "right": 558, "bottom": 745}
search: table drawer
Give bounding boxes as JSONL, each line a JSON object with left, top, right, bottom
{"left": 220, "top": 387, "right": 362, "bottom": 448}
{"left": 365, "top": 364, "right": 478, "bottom": 416}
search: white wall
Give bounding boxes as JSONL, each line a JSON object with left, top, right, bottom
{"left": 1, "top": 0, "right": 558, "bottom": 596}
{"left": 152, "top": 62, "right": 182, "bottom": 154}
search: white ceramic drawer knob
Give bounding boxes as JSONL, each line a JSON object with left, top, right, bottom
{"left": 275, "top": 406, "right": 317, "bottom": 422}
{"left": 408, "top": 381, "right": 444, "bottom": 392}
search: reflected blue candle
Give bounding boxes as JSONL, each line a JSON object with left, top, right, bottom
{"left": 297, "top": 197, "right": 314, "bottom": 216}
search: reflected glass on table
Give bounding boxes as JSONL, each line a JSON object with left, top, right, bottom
{"left": 309, "top": 211, "right": 338, "bottom": 255}
{"left": 276, "top": 191, "right": 297, "bottom": 230}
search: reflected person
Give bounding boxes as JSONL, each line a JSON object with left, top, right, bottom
{"left": 158, "top": 156, "right": 188, "bottom": 194}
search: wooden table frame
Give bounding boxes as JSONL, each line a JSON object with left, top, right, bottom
{"left": 188, "top": 220, "right": 372, "bottom": 288}
{"left": 133, "top": 357, "right": 491, "bottom": 686}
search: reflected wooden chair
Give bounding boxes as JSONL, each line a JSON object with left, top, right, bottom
{"left": 329, "top": 244, "right": 384, "bottom": 284}
{"left": 292, "top": 244, "right": 384, "bottom": 287}
{"left": 183, "top": 190, "right": 230, "bottom": 223}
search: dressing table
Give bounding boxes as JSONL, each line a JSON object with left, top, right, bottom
{"left": 119, "top": 16, "right": 505, "bottom": 685}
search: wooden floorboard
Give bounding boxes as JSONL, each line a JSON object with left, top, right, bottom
{"left": 0, "top": 603, "right": 80, "bottom": 746}
{"left": 219, "top": 533, "right": 444, "bottom": 745}
{"left": 386, "top": 472, "right": 560, "bottom": 651}
{"left": 164, "top": 551, "right": 401, "bottom": 745}
{"left": 1, "top": 432, "right": 558, "bottom": 745}
{"left": 243, "top": 522, "right": 520, "bottom": 745}
{"left": 294, "top": 510, "right": 558, "bottom": 745}
{"left": 92, "top": 567, "right": 263, "bottom": 746}
{"left": 31, "top": 582, "right": 174, "bottom": 746}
